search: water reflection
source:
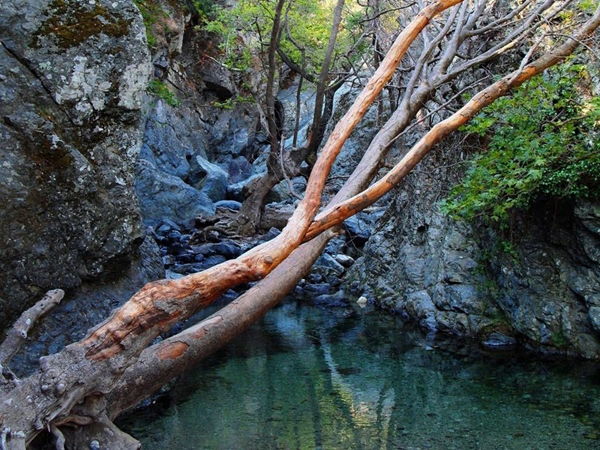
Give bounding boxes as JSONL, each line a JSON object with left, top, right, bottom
{"left": 118, "top": 300, "right": 600, "bottom": 449}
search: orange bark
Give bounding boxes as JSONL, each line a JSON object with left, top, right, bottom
{"left": 80, "top": 0, "right": 463, "bottom": 362}
{"left": 303, "top": 8, "right": 600, "bottom": 241}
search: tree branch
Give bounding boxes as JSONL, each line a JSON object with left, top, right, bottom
{"left": 0, "top": 290, "right": 64, "bottom": 367}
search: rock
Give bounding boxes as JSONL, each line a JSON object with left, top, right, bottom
{"left": 304, "top": 283, "right": 332, "bottom": 295}
{"left": 11, "top": 237, "right": 164, "bottom": 376}
{"left": 188, "top": 155, "right": 229, "bottom": 202}
{"left": 136, "top": 161, "right": 215, "bottom": 226}
{"left": 343, "top": 216, "right": 372, "bottom": 246}
{"left": 314, "top": 290, "right": 348, "bottom": 308}
{"left": 357, "top": 296, "right": 368, "bottom": 308}
{"left": 165, "top": 270, "right": 184, "bottom": 280}
{"left": 0, "top": 0, "right": 154, "bottom": 329}
{"left": 482, "top": 332, "right": 517, "bottom": 349}
{"left": 314, "top": 254, "right": 346, "bottom": 277}
{"left": 335, "top": 254, "right": 355, "bottom": 268}
{"left": 197, "top": 255, "right": 227, "bottom": 270}
{"left": 163, "top": 255, "right": 176, "bottom": 266}
{"left": 266, "top": 177, "right": 307, "bottom": 203}
{"left": 215, "top": 200, "right": 242, "bottom": 211}
{"left": 226, "top": 156, "right": 255, "bottom": 184}
{"left": 346, "top": 135, "right": 600, "bottom": 358}
{"left": 227, "top": 173, "right": 263, "bottom": 202}
{"left": 214, "top": 242, "right": 242, "bottom": 259}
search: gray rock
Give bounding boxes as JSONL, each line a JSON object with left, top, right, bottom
{"left": 335, "top": 254, "right": 355, "bottom": 267}
{"left": 11, "top": 236, "right": 164, "bottom": 376}
{"left": 0, "top": 0, "right": 153, "bottom": 329}
{"left": 226, "top": 156, "right": 255, "bottom": 184}
{"left": 188, "top": 155, "right": 229, "bottom": 202}
{"left": 136, "top": 161, "right": 215, "bottom": 226}
{"left": 346, "top": 143, "right": 600, "bottom": 358}
{"left": 482, "top": 332, "right": 517, "bottom": 349}
{"left": 314, "top": 254, "right": 346, "bottom": 278}
{"left": 314, "top": 290, "right": 348, "bottom": 308}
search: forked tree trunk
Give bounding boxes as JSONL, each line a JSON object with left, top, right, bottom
{"left": 234, "top": 0, "right": 346, "bottom": 234}
{"left": 2, "top": 3, "right": 598, "bottom": 449}
{"left": 0, "top": 2, "right": 464, "bottom": 447}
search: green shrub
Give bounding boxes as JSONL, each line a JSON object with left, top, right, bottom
{"left": 442, "top": 62, "right": 600, "bottom": 228}
{"left": 148, "top": 79, "right": 181, "bottom": 107}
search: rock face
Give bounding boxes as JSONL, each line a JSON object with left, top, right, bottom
{"left": 348, "top": 140, "right": 600, "bottom": 359}
{"left": 0, "top": 0, "right": 154, "bottom": 329}
{"left": 133, "top": 5, "right": 262, "bottom": 226}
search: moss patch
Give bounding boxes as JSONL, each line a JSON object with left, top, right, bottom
{"left": 32, "top": 0, "right": 131, "bottom": 49}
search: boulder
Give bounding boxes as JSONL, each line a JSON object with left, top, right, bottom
{"left": 0, "top": 0, "right": 154, "bottom": 329}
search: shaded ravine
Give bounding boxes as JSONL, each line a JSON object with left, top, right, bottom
{"left": 117, "top": 300, "right": 600, "bottom": 449}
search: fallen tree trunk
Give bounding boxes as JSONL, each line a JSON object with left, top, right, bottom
{"left": 2, "top": 3, "right": 598, "bottom": 448}
{"left": 0, "top": 2, "right": 462, "bottom": 446}
{"left": 105, "top": 4, "right": 600, "bottom": 421}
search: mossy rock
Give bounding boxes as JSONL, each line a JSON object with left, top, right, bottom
{"left": 32, "top": 0, "right": 131, "bottom": 49}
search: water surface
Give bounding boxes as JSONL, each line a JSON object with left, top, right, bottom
{"left": 118, "top": 300, "right": 600, "bottom": 449}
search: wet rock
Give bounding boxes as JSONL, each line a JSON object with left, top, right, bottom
{"left": 314, "top": 290, "right": 348, "bottom": 308}
{"left": 482, "top": 332, "right": 517, "bottom": 349}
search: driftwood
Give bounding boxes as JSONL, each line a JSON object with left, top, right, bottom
{"left": 0, "top": 290, "right": 64, "bottom": 367}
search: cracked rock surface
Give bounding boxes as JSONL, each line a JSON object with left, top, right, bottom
{"left": 0, "top": 0, "right": 154, "bottom": 329}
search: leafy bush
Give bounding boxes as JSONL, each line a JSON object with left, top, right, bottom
{"left": 442, "top": 62, "right": 600, "bottom": 228}
{"left": 148, "top": 79, "right": 181, "bottom": 107}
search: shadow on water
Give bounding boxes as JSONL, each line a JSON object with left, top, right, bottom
{"left": 117, "top": 299, "right": 600, "bottom": 449}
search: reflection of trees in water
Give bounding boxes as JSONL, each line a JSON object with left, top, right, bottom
{"left": 119, "top": 304, "right": 600, "bottom": 449}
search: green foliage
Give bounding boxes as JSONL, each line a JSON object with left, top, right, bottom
{"left": 551, "top": 331, "right": 568, "bottom": 348}
{"left": 202, "top": 0, "right": 365, "bottom": 73}
{"left": 192, "top": 0, "right": 214, "bottom": 19}
{"left": 442, "top": 63, "right": 600, "bottom": 228}
{"left": 133, "top": 0, "right": 168, "bottom": 47}
{"left": 578, "top": 0, "right": 597, "bottom": 12}
{"left": 214, "top": 94, "right": 255, "bottom": 110}
{"left": 148, "top": 80, "right": 181, "bottom": 107}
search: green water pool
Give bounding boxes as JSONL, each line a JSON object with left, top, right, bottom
{"left": 118, "top": 300, "right": 600, "bottom": 449}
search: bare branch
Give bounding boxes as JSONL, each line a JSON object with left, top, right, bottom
{"left": 0, "top": 290, "right": 64, "bottom": 367}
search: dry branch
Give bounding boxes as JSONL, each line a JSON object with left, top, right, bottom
{"left": 0, "top": 290, "right": 64, "bottom": 367}
{"left": 0, "top": 2, "right": 462, "bottom": 445}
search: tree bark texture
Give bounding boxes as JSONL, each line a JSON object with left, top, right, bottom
{"left": 0, "top": 2, "right": 463, "bottom": 445}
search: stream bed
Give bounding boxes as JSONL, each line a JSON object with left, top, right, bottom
{"left": 118, "top": 300, "right": 600, "bottom": 449}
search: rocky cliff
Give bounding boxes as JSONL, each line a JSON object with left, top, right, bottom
{"left": 348, "top": 133, "right": 600, "bottom": 359}
{"left": 0, "top": 0, "right": 162, "bottom": 336}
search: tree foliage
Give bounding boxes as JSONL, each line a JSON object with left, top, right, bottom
{"left": 203, "top": 0, "right": 362, "bottom": 73}
{"left": 442, "top": 61, "right": 600, "bottom": 227}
